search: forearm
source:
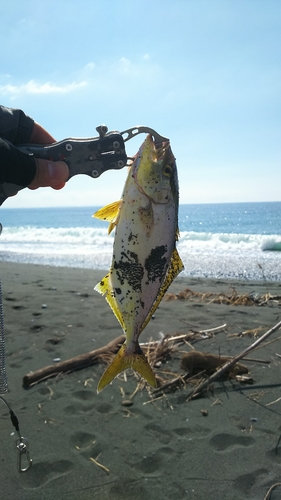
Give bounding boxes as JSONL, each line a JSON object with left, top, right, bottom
{"left": 0, "top": 105, "right": 68, "bottom": 197}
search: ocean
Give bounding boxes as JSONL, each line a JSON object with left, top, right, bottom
{"left": 0, "top": 202, "right": 280, "bottom": 281}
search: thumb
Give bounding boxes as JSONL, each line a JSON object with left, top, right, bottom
{"left": 28, "top": 158, "right": 69, "bottom": 190}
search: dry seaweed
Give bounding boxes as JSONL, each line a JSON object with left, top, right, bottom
{"left": 180, "top": 351, "right": 248, "bottom": 377}
{"left": 165, "top": 287, "right": 281, "bottom": 307}
{"left": 186, "top": 319, "right": 281, "bottom": 400}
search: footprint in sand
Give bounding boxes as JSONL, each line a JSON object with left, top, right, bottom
{"left": 144, "top": 423, "right": 172, "bottom": 445}
{"left": 19, "top": 460, "right": 73, "bottom": 489}
{"left": 109, "top": 479, "right": 149, "bottom": 500}
{"left": 209, "top": 432, "right": 255, "bottom": 451}
{"left": 61, "top": 393, "right": 96, "bottom": 416}
{"left": 70, "top": 431, "right": 100, "bottom": 461}
{"left": 30, "top": 324, "right": 45, "bottom": 332}
{"left": 266, "top": 445, "right": 281, "bottom": 462}
{"left": 234, "top": 468, "right": 268, "bottom": 495}
{"left": 135, "top": 453, "right": 162, "bottom": 473}
{"left": 174, "top": 425, "right": 211, "bottom": 438}
{"left": 72, "top": 390, "right": 94, "bottom": 401}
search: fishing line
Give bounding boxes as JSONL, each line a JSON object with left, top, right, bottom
{"left": 0, "top": 394, "right": 32, "bottom": 472}
{"left": 0, "top": 223, "right": 32, "bottom": 471}
{"left": 0, "top": 277, "right": 8, "bottom": 394}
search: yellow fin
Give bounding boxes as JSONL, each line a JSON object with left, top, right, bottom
{"left": 141, "top": 247, "right": 184, "bottom": 332}
{"left": 94, "top": 274, "right": 125, "bottom": 331}
{"left": 97, "top": 344, "right": 157, "bottom": 393}
{"left": 93, "top": 201, "right": 121, "bottom": 234}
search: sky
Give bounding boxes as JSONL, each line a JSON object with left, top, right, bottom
{"left": 1, "top": 0, "right": 280, "bottom": 208}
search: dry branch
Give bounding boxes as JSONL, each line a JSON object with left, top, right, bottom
{"left": 23, "top": 335, "right": 125, "bottom": 388}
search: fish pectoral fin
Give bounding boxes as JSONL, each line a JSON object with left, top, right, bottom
{"left": 97, "top": 344, "right": 157, "bottom": 393}
{"left": 93, "top": 200, "right": 122, "bottom": 234}
{"left": 141, "top": 247, "right": 184, "bottom": 332}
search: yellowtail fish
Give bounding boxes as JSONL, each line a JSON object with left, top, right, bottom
{"left": 94, "top": 134, "right": 184, "bottom": 393}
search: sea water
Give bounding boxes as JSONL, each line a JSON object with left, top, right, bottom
{"left": 0, "top": 202, "right": 280, "bottom": 281}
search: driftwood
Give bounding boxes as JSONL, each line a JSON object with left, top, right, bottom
{"left": 23, "top": 335, "right": 125, "bottom": 388}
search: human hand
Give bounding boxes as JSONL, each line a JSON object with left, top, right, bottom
{"left": 27, "top": 122, "right": 69, "bottom": 191}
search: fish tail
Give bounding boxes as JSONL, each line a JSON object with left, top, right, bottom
{"left": 97, "top": 344, "right": 157, "bottom": 393}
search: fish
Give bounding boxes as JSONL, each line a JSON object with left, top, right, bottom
{"left": 94, "top": 134, "right": 184, "bottom": 393}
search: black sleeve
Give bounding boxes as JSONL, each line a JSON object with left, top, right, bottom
{"left": 0, "top": 138, "right": 36, "bottom": 185}
{"left": 0, "top": 105, "right": 36, "bottom": 186}
{"left": 0, "top": 105, "right": 34, "bottom": 144}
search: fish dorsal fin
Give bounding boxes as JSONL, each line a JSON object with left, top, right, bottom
{"left": 141, "top": 248, "right": 184, "bottom": 333}
{"left": 93, "top": 201, "right": 122, "bottom": 234}
{"left": 94, "top": 273, "right": 126, "bottom": 331}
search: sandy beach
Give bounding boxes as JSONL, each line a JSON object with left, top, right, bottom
{"left": 0, "top": 262, "right": 281, "bottom": 500}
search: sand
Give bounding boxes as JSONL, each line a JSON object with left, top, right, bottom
{"left": 0, "top": 262, "right": 281, "bottom": 500}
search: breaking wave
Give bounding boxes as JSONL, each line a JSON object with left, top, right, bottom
{"left": 1, "top": 226, "right": 281, "bottom": 280}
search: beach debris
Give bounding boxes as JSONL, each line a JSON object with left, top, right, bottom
{"left": 84, "top": 378, "right": 94, "bottom": 387}
{"left": 200, "top": 409, "right": 208, "bottom": 416}
{"left": 180, "top": 351, "right": 248, "bottom": 378}
{"left": 94, "top": 134, "right": 183, "bottom": 392}
{"left": 186, "top": 319, "right": 281, "bottom": 401}
{"left": 264, "top": 482, "right": 281, "bottom": 500}
{"left": 228, "top": 326, "right": 264, "bottom": 338}
{"left": 90, "top": 456, "right": 110, "bottom": 475}
{"left": 22, "top": 335, "right": 125, "bottom": 388}
{"left": 22, "top": 315, "right": 278, "bottom": 402}
{"left": 165, "top": 287, "right": 281, "bottom": 307}
{"left": 121, "top": 399, "right": 134, "bottom": 407}
{"left": 21, "top": 326, "right": 225, "bottom": 389}
{"left": 235, "top": 374, "right": 254, "bottom": 384}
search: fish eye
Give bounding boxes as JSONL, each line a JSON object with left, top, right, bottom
{"left": 163, "top": 164, "right": 173, "bottom": 177}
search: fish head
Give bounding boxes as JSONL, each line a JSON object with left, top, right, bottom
{"left": 132, "top": 134, "right": 178, "bottom": 205}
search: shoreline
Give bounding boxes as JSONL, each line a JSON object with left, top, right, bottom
{"left": 0, "top": 261, "right": 281, "bottom": 499}
{"left": 1, "top": 253, "right": 281, "bottom": 282}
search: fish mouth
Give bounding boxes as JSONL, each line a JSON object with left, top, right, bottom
{"left": 132, "top": 134, "right": 176, "bottom": 204}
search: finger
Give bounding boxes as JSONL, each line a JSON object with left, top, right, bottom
{"left": 29, "top": 122, "right": 56, "bottom": 144}
{"left": 28, "top": 159, "right": 69, "bottom": 189}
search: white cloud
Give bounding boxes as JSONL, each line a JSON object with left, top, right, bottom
{"left": 0, "top": 55, "right": 160, "bottom": 102}
{"left": 0, "top": 79, "right": 87, "bottom": 96}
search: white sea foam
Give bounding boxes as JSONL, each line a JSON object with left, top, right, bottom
{"left": 1, "top": 226, "right": 280, "bottom": 280}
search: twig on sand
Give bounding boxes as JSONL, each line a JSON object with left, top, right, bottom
{"left": 186, "top": 320, "right": 281, "bottom": 401}
{"left": 264, "top": 482, "right": 281, "bottom": 500}
{"left": 90, "top": 456, "right": 110, "bottom": 474}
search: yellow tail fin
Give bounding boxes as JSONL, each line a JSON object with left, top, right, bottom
{"left": 97, "top": 344, "right": 157, "bottom": 393}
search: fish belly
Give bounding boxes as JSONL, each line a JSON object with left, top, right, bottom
{"left": 109, "top": 183, "right": 176, "bottom": 345}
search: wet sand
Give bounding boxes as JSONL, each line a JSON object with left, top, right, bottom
{"left": 0, "top": 262, "right": 281, "bottom": 500}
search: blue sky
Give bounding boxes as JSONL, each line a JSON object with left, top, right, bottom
{"left": 1, "top": 0, "right": 280, "bottom": 208}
